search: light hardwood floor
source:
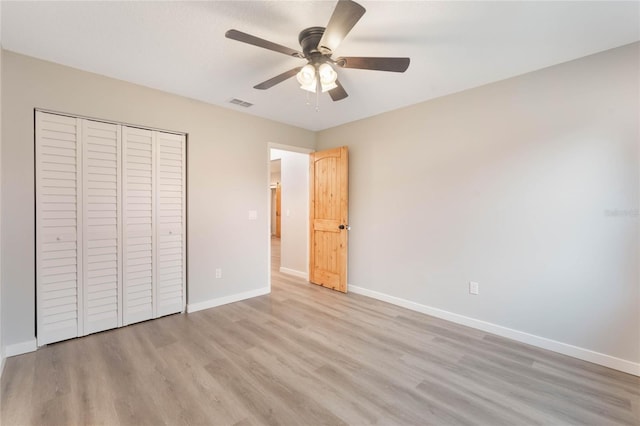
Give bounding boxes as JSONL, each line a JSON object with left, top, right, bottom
{"left": 2, "top": 236, "right": 639, "bottom": 425}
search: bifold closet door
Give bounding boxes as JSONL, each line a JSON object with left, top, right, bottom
{"left": 156, "top": 132, "right": 186, "bottom": 317}
{"left": 122, "top": 128, "right": 186, "bottom": 322}
{"left": 36, "top": 112, "right": 82, "bottom": 346}
{"left": 81, "top": 120, "right": 122, "bottom": 334}
{"left": 36, "top": 113, "right": 122, "bottom": 344}
{"left": 122, "top": 127, "right": 155, "bottom": 325}
{"left": 37, "top": 113, "right": 186, "bottom": 344}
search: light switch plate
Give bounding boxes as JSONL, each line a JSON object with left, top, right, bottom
{"left": 248, "top": 210, "right": 257, "bottom": 220}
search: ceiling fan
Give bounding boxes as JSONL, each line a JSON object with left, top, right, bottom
{"left": 225, "top": 0, "right": 410, "bottom": 102}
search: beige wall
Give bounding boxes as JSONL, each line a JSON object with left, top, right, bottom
{"left": 1, "top": 51, "right": 315, "bottom": 347}
{"left": 318, "top": 43, "right": 639, "bottom": 365}
{"left": 279, "top": 150, "right": 309, "bottom": 277}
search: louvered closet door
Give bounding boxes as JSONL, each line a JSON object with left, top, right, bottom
{"left": 156, "top": 132, "right": 186, "bottom": 317}
{"left": 36, "top": 111, "right": 82, "bottom": 346}
{"left": 122, "top": 127, "right": 155, "bottom": 325}
{"left": 82, "top": 120, "right": 122, "bottom": 334}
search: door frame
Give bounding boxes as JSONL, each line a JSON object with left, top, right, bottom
{"left": 267, "top": 143, "right": 313, "bottom": 291}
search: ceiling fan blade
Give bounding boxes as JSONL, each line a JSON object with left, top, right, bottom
{"left": 318, "top": 0, "right": 366, "bottom": 54}
{"left": 329, "top": 80, "right": 348, "bottom": 101}
{"left": 336, "top": 57, "right": 410, "bottom": 72}
{"left": 226, "top": 29, "right": 303, "bottom": 58}
{"left": 254, "top": 67, "right": 302, "bottom": 90}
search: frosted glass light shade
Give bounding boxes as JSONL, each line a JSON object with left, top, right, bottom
{"left": 318, "top": 63, "right": 337, "bottom": 85}
{"left": 318, "top": 63, "right": 338, "bottom": 92}
{"left": 300, "top": 81, "right": 317, "bottom": 92}
{"left": 296, "top": 63, "right": 338, "bottom": 93}
{"left": 297, "top": 64, "right": 316, "bottom": 92}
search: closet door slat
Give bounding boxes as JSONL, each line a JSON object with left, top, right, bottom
{"left": 36, "top": 111, "right": 82, "bottom": 345}
{"left": 122, "top": 127, "right": 155, "bottom": 325}
{"left": 82, "top": 120, "right": 122, "bottom": 334}
{"left": 156, "top": 132, "right": 186, "bottom": 317}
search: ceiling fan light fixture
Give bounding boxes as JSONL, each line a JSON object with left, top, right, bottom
{"left": 318, "top": 63, "right": 338, "bottom": 92}
{"left": 296, "top": 64, "right": 316, "bottom": 85}
{"left": 300, "top": 80, "right": 317, "bottom": 93}
{"left": 318, "top": 63, "right": 337, "bottom": 85}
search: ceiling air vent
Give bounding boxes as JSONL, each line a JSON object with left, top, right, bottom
{"left": 229, "top": 98, "right": 253, "bottom": 108}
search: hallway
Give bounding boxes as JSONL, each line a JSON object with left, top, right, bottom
{"left": 270, "top": 235, "right": 281, "bottom": 276}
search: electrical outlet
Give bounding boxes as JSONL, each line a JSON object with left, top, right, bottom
{"left": 469, "top": 281, "right": 479, "bottom": 295}
{"left": 215, "top": 268, "right": 222, "bottom": 279}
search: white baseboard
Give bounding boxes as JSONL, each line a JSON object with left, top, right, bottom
{"left": 349, "top": 285, "right": 640, "bottom": 377}
{"left": 187, "top": 287, "right": 270, "bottom": 313}
{"left": 279, "top": 267, "right": 308, "bottom": 280}
{"left": 5, "top": 339, "right": 37, "bottom": 357}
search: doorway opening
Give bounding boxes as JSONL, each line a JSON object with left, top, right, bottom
{"left": 268, "top": 145, "right": 313, "bottom": 290}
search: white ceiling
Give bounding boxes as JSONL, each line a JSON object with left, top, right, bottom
{"left": 2, "top": 1, "right": 639, "bottom": 131}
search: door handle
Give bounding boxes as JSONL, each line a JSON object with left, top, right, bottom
{"left": 338, "top": 224, "right": 351, "bottom": 231}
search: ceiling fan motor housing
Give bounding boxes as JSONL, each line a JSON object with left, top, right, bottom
{"left": 298, "top": 27, "right": 327, "bottom": 58}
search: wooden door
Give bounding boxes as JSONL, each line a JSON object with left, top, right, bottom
{"left": 309, "top": 146, "right": 349, "bottom": 293}
{"left": 275, "top": 182, "right": 282, "bottom": 238}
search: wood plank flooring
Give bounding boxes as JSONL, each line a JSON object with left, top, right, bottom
{"left": 2, "top": 236, "right": 638, "bottom": 425}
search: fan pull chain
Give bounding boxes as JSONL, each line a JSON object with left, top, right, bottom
{"left": 315, "top": 75, "right": 321, "bottom": 112}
